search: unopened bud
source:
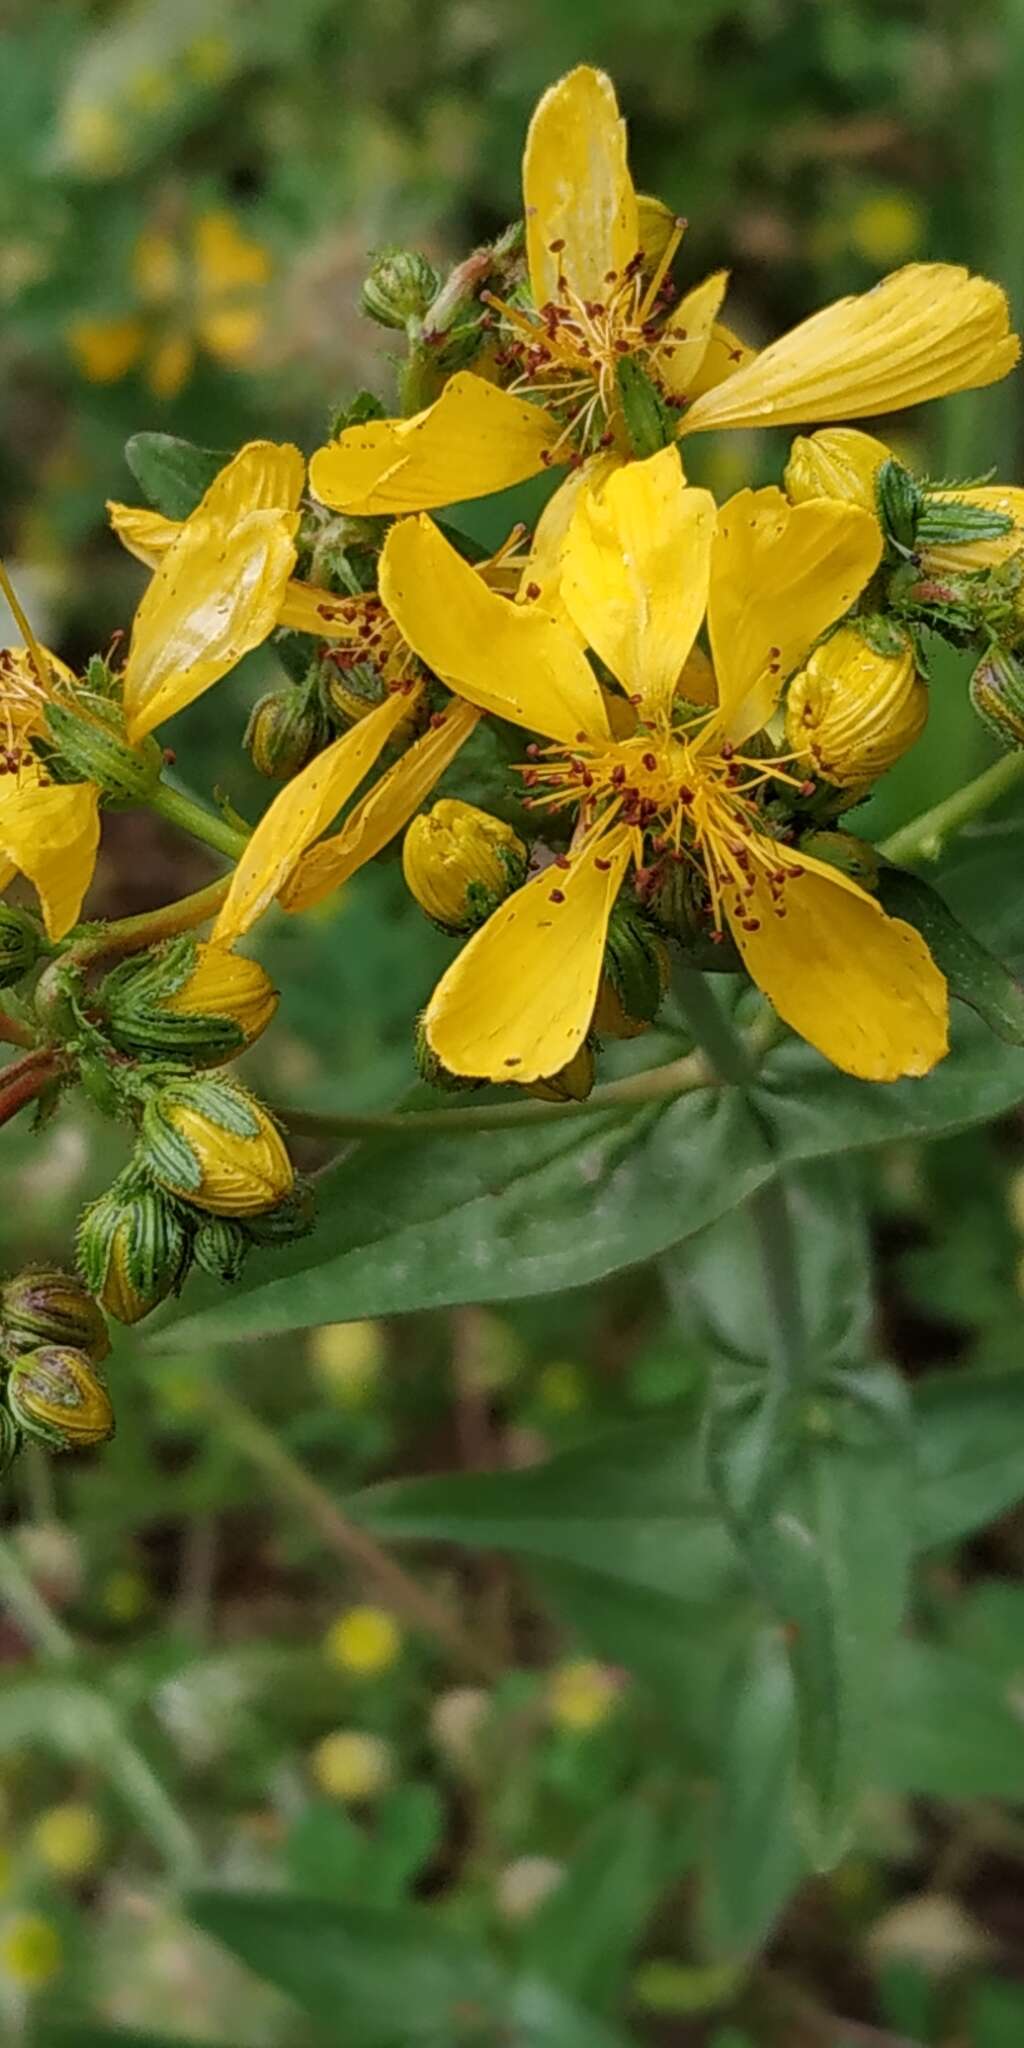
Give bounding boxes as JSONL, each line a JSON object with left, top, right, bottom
{"left": 969, "top": 645, "right": 1024, "bottom": 750}
{"left": 0, "top": 907, "right": 43, "bottom": 988}
{"left": 786, "top": 625, "right": 927, "bottom": 791}
{"left": 77, "top": 1174, "right": 191, "bottom": 1324}
{"left": 0, "top": 1409, "right": 20, "bottom": 1478}
{"left": 784, "top": 428, "right": 891, "bottom": 512}
{"left": 403, "top": 799, "right": 526, "bottom": 934}
{"left": 594, "top": 901, "right": 668, "bottom": 1039}
{"left": 242, "top": 1176, "right": 316, "bottom": 1245}
{"left": 244, "top": 684, "right": 327, "bottom": 780}
{"left": 192, "top": 1216, "right": 250, "bottom": 1284}
{"left": 142, "top": 1076, "right": 294, "bottom": 1216}
{"left": 526, "top": 1041, "right": 595, "bottom": 1103}
{"left": 102, "top": 937, "right": 277, "bottom": 1062}
{"left": 43, "top": 698, "right": 162, "bottom": 803}
{"left": 7, "top": 1346, "right": 114, "bottom": 1451}
{"left": 918, "top": 484, "right": 1024, "bottom": 576}
{"left": 2, "top": 1268, "right": 110, "bottom": 1363}
{"left": 361, "top": 248, "right": 442, "bottom": 331}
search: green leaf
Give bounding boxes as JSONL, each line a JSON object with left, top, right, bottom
{"left": 519, "top": 1801, "right": 664, "bottom": 2013}
{"left": 912, "top": 1365, "right": 1024, "bottom": 1548}
{"left": 286, "top": 1801, "right": 368, "bottom": 1904}
{"left": 123, "top": 433, "right": 229, "bottom": 520}
{"left": 33, "top": 2033, "right": 241, "bottom": 2048}
{"left": 878, "top": 1640, "right": 1024, "bottom": 1801}
{"left": 504, "top": 1979, "right": 639, "bottom": 2048}
{"left": 361, "top": 1782, "right": 444, "bottom": 1906}
{"left": 700, "top": 1628, "right": 806, "bottom": 1961}
{"left": 969, "top": 1977, "right": 1024, "bottom": 2048}
{"left": 876, "top": 865, "right": 1024, "bottom": 1043}
{"left": 187, "top": 1889, "right": 507, "bottom": 2043}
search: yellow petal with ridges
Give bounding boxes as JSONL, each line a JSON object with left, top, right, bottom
{"left": 107, "top": 500, "right": 178, "bottom": 567}
{"left": 516, "top": 453, "right": 621, "bottom": 631}
{"left": 122, "top": 508, "right": 299, "bottom": 742}
{"left": 310, "top": 374, "right": 560, "bottom": 517}
{"left": 425, "top": 830, "right": 631, "bottom": 1082}
{"left": 561, "top": 450, "right": 714, "bottom": 720}
{"left": 281, "top": 698, "right": 481, "bottom": 911}
{"left": 213, "top": 687, "right": 419, "bottom": 943}
{"left": 727, "top": 848, "right": 948, "bottom": 1081}
{"left": 198, "top": 440, "right": 304, "bottom": 521}
{"left": 523, "top": 66, "right": 638, "bottom": 310}
{"left": 0, "top": 774, "right": 100, "bottom": 941}
{"left": 709, "top": 487, "right": 881, "bottom": 744}
{"left": 654, "top": 271, "right": 729, "bottom": 399}
{"left": 687, "top": 321, "right": 756, "bottom": 401}
{"left": 380, "top": 515, "right": 609, "bottom": 745}
{"left": 682, "top": 264, "right": 1019, "bottom": 434}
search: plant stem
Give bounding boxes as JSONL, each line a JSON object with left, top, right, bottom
{"left": 207, "top": 1385, "right": 503, "bottom": 1684}
{"left": 147, "top": 780, "right": 250, "bottom": 862}
{"left": 68, "top": 875, "right": 232, "bottom": 970}
{"left": 880, "top": 747, "right": 1024, "bottom": 866}
{"left": 0, "top": 1048, "right": 63, "bottom": 1129}
{"left": 0, "top": 1008, "right": 35, "bottom": 1051}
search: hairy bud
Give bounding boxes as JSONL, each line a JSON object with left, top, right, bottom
{"left": 244, "top": 683, "right": 327, "bottom": 780}
{"left": 101, "top": 938, "right": 278, "bottom": 1063}
{"left": 192, "top": 1216, "right": 250, "bottom": 1284}
{"left": 43, "top": 698, "right": 162, "bottom": 803}
{"left": 783, "top": 428, "right": 891, "bottom": 513}
{"left": 0, "top": 1406, "right": 21, "bottom": 1477}
{"left": 785, "top": 625, "right": 927, "bottom": 792}
{"left": 0, "top": 906, "right": 43, "bottom": 987}
{"left": 7, "top": 1346, "right": 114, "bottom": 1451}
{"left": 594, "top": 901, "right": 668, "bottom": 1039}
{"left": 403, "top": 800, "right": 526, "bottom": 933}
{"left": 241, "top": 1176, "right": 317, "bottom": 1245}
{"left": 142, "top": 1076, "right": 294, "bottom": 1216}
{"left": 2, "top": 1268, "right": 110, "bottom": 1364}
{"left": 969, "top": 645, "right": 1024, "bottom": 750}
{"left": 77, "top": 1174, "right": 191, "bottom": 1325}
{"left": 361, "top": 248, "right": 442, "bottom": 331}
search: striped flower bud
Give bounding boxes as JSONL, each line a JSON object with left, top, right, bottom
{"left": 593, "top": 901, "right": 668, "bottom": 1039}
{"left": 783, "top": 428, "right": 891, "bottom": 512}
{"left": 192, "top": 1216, "right": 250, "bottom": 1284}
{"left": 403, "top": 800, "right": 527, "bottom": 935}
{"left": 77, "top": 1174, "right": 191, "bottom": 1325}
{"left": 101, "top": 938, "right": 277, "bottom": 1063}
{"left": 785, "top": 625, "right": 927, "bottom": 792}
{"left": 43, "top": 698, "right": 162, "bottom": 804}
{"left": 7, "top": 1346, "right": 114, "bottom": 1451}
{"left": 361, "top": 248, "right": 441, "bottom": 331}
{"left": 142, "top": 1076, "right": 294, "bottom": 1217}
{"left": 0, "top": 1408, "right": 20, "bottom": 1478}
{"left": 2, "top": 1268, "right": 110, "bottom": 1364}
{"left": 969, "top": 646, "right": 1024, "bottom": 750}
{"left": 242, "top": 1176, "right": 317, "bottom": 1244}
{"left": 526, "top": 1041, "right": 595, "bottom": 1104}
{"left": 244, "top": 683, "right": 327, "bottom": 780}
{"left": 0, "top": 907, "right": 43, "bottom": 988}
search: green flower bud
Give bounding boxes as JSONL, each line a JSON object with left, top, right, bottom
{"left": 0, "top": 1407, "right": 21, "bottom": 1477}
{"left": 192, "top": 1216, "right": 250, "bottom": 1284}
{"left": 616, "top": 357, "right": 677, "bottom": 458}
{"left": 241, "top": 1176, "right": 317, "bottom": 1245}
{"left": 594, "top": 901, "right": 668, "bottom": 1039}
{"left": 361, "top": 248, "right": 442, "bottom": 331}
{"left": 100, "top": 938, "right": 278, "bottom": 1063}
{"left": 403, "top": 800, "right": 526, "bottom": 933}
{"left": 526, "top": 1041, "right": 595, "bottom": 1103}
{"left": 969, "top": 645, "right": 1024, "bottom": 750}
{"left": 77, "top": 1174, "right": 191, "bottom": 1325}
{"left": 244, "top": 684, "right": 328, "bottom": 780}
{"left": 43, "top": 699, "right": 162, "bottom": 803}
{"left": 0, "top": 907, "right": 43, "bottom": 988}
{"left": 7, "top": 1346, "right": 114, "bottom": 1451}
{"left": 2, "top": 1268, "right": 110, "bottom": 1363}
{"left": 874, "top": 458, "right": 922, "bottom": 553}
{"left": 142, "top": 1076, "right": 294, "bottom": 1216}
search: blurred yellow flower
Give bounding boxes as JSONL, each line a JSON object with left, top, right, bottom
{"left": 68, "top": 209, "right": 271, "bottom": 399}
{"left": 848, "top": 192, "right": 926, "bottom": 268}
{"left": 548, "top": 1658, "right": 620, "bottom": 1732}
{"left": 309, "top": 1321, "right": 386, "bottom": 1407}
{"left": 324, "top": 1605, "right": 402, "bottom": 1676}
{"left": 536, "top": 1362, "right": 588, "bottom": 1414}
{"left": 100, "top": 1566, "right": 151, "bottom": 1624}
{"left": 0, "top": 1913, "right": 63, "bottom": 1991}
{"left": 32, "top": 1802, "right": 104, "bottom": 1880}
{"left": 311, "top": 1730, "right": 393, "bottom": 1803}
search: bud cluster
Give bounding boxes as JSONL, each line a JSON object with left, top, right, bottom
{"left": 0, "top": 1268, "right": 114, "bottom": 1462}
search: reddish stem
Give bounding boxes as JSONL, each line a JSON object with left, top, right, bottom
{"left": 0, "top": 1049, "right": 62, "bottom": 1128}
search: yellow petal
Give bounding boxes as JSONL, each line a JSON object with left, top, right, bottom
{"left": 122, "top": 509, "right": 299, "bottom": 742}
{"left": 276, "top": 581, "right": 368, "bottom": 638}
{"left": 380, "top": 515, "right": 609, "bottom": 744}
{"left": 921, "top": 483, "right": 1024, "bottom": 576}
{"left": 213, "top": 688, "right": 420, "bottom": 943}
{"left": 560, "top": 449, "right": 715, "bottom": 719}
{"left": 516, "top": 453, "right": 621, "bottom": 630}
{"left": 687, "top": 321, "right": 756, "bottom": 401}
{"left": 309, "top": 374, "right": 559, "bottom": 517}
{"left": 523, "top": 66, "right": 639, "bottom": 310}
{"left": 0, "top": 775, "right": 100, "bottom": 941}
{"left": 68, "top": 316, "right": 145, "bottom": 383}
{"left": 106, "top": 500, "right": 179, "bottom": 567}
{"left": 682, "top": 264, "right": 1019, "bottom": 434}
{"left": 727, "top": 849, "right": 948, "bottom": 1081}
{"left": 654, "top": 272, "right": 729, "bottom": 399}
{"left": 425, "top": 831, "right": 631, "bottom": 1082}
{"left": 193, "top": 210, "right": 271, "bottom": 296}
{"left": 709, "top": 487, "right": 881, "bottom": 744}
{"left": 281, "top": 699, "right": 481, "bottom": 911}
{"left": 147, "top": 331, "right": 193, "bottom": 401}
{"left": 199, "top": 440, "right": 304, "bottom": 521}
{"left": 637, "top": 194, "right": 680, "bottom": 274}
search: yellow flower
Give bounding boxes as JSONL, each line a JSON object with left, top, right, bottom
{"left": 377, "top": 448, "right": 948, "bottom": 1083}
{"left": 32, "top": 1802, "right": 104, "bottom": 1880}
{"left": 0, "top": 616, "right": 101, "bottom": 941}
{"left": 848, "top": 192, "right": 925, "bottom": 269}
{"left": 0, "top": 1912, "right": 62, "bottom": 1991}
{"left": 785, "top": 626, "right": 928, "bottom": 791}
{"left": 68, "top": 209, "right": 270, "bottom": 397}
{"left": 311, "top": 1730, "right": 393, "bottom": 1803}
{"left": 548, "top": 1658, "right": 619, "bottom": 1731}
{"left": 307, "top": 64, "right": 1015, "bottom": 548}
{"left": 309, "top": 1320, "right": 386, "bottom": 1407}
{"left": 323, "top": 1605, "right": 402, "bottom": 1676}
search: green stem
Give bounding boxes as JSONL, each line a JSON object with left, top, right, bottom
{"left": 147, "top": 781, "right": 250, "bottom": 862}
{"left": 65, "top": 875, "right": 232, "bottom": 971}
{"left": 879, "top": 748, "right": 1024, "bottom": 866}
{"left": 672, "top": 968, "right": 757, "bottom": 1085}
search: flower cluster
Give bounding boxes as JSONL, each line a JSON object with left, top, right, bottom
{"left": 0, "top": 63, "right": 1021, "bottom": 1458}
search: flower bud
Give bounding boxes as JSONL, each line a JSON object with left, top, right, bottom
{"left": 244, "top": 683, "right": 327, "bottom": 780}
{"left": 785, "top": 625, "right": 927, "bottom": 791}
{"left": 0, "top": 906, "right": 43, "bottom": 988}
{"left": 7, "top": 1346, "right": 114, "bottom": 1451}
{"left": 242, "top": 1176, "right": 316, "bottom": 1244}
{"left": 142, "top": 1076, "right": 294, "bottom": 1216}
{"left": 0, "top": 1408, "right": 20, "bottom": 1478}
{"left": 969, "top": 645, "right": 1024, "bottom": 749}
{"left": 2, "top": 1268, "right": 110, "bottom": 1364}
{"left": 43, "top": 698, "right": 162, "bottom": 803}
{"left": 361, "top": 247, "right": 442, "bottom": 331}
{"left": 526, "top": 1041, "right": 595, "bottom": 1104}
{"left": 783, "top": 428, "right": 891, "bottom": 512}
{"left": 77, "top": 1174, "right": 191, "bottom": 1325}
{"left": 593, "top": 901, "right": 668, "bottom": 1039}
{"left": 192, "top": 1216, "right": 250, "bottom": 1284}
{"left": 918, "top": 484, "right": 1024, "bottom": 575}
{"left": 402, "top": 800, "right": 526, "bottom": 934}
{"left": 101, "top": 937, "right": 278, "bottom": 1063}
{"left": 311, "top": 1730, "right": 393, "bottom": 1804}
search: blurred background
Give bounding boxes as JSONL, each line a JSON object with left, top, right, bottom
{"left": 3, "top": 2, "right": 1024, "bottom": 2043}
